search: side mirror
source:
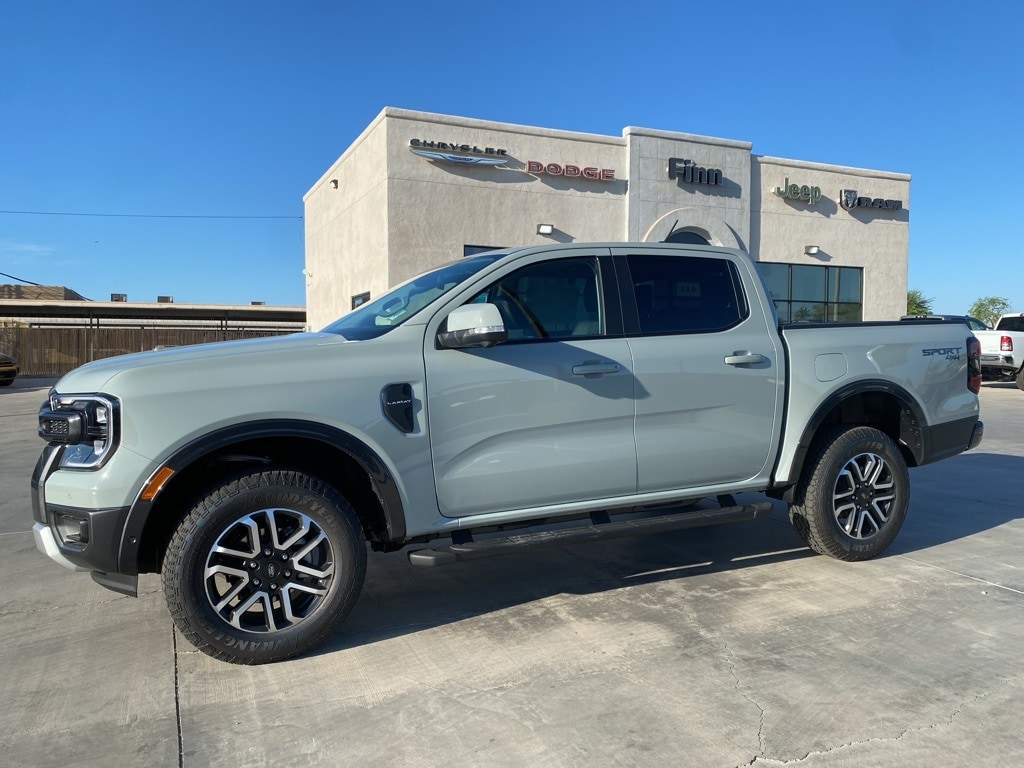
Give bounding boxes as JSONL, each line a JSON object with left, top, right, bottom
{"left": 438, "top": 303, "right": 508, "bottom": 349}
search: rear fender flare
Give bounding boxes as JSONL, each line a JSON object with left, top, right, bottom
{"left": 774, "top": 381, "right": 927, "bottom": 496}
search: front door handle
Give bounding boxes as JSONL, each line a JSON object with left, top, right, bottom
{"left": 572, "top": 362, "right": 621, "bottom": 376}
{"left": 724, "top": 353, "right": 768, "bottom": 366}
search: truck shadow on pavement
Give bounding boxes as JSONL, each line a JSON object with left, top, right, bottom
{"left": 313, "top": 451, "right": 1024, "bottom": 657}
{"left": 315, "top": 506, "right": 812, "bottom": 656}
{"left": 889, "top": 451, "right": 1023, "bottom": 555}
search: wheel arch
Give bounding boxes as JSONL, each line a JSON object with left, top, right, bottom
{"left": 771, "top": 381, "right": 927, "bottom": 501}
{"left": 120, "top": 420, "right": 406, "bottom": 575}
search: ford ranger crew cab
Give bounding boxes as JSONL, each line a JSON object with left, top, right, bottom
{"left": 32, "top": 243, "right": 984, "bottom": 663}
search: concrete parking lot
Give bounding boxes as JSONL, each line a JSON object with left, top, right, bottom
{"left": 2, "top": 376, "right": 1022, "bottom": 768}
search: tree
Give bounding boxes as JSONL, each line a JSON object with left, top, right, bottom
{"left": 967, "top": 296, "right": 1011, "bottom": 328}
{"left": 906, "top": 289, "right": 933, "bottom": 315}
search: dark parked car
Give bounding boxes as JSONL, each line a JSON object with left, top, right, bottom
{"left": 0, "top": 353, "right": 18, "bottom": 386}
{"left": 900, "top": 314, "right": 990, "bottom": 331}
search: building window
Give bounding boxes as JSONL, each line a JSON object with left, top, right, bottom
{"left": 757, "top": 262, "right": 862, "bottom": 323}
{"left": 464, "top": 244, "right": 502, "bottom": 257}
{"left": 351, "top": 291, "right": 370, "bottom": 310}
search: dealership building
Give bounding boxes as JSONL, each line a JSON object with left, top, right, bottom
{"left": 302, "top": 107, "right": 909, "bottom": 330}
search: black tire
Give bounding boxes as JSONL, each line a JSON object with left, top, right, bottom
{"left": 788, "top": 426, "right": 910, "bottom": 561}
{"left": 1016, "top": 368, "right": 1024, "bottom": 392}
{"left": 0, "top": 379, "right": 12, "bottom": 387}
{"left": 162, "top": 469, "right": 366, "bottom": 664}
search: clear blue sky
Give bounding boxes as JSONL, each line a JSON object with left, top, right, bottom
{"left": 2, "top": 1, "right": 1021, "bottom": 314}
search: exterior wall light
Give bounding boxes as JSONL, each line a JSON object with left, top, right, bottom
{"left": 537, "top": 224, "right": 554, "bottom": 235}
{"left": 804, "top": 245, "right": 820, "bottom": 255}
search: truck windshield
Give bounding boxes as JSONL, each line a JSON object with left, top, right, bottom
{"left": 321, "top": 251, "right": 506, "bottom": 340}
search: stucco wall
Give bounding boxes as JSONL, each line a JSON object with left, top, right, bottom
{"left": 624, "top": 127, "right": 752, "bottom": 250}
{"left": 304, "top": 108, "right": 912, "bottom": 327}
{"left": 303, "top": 112, "right": 390, "bottom": 330}
{"left": 752, "top": 156, "right": 910, "bottom": 321}
{"left": 383, "top": 108, "right": 628, "bottom": 287}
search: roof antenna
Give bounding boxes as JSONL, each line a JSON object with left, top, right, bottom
{"left": 661, "top": 219, "right": 679, "bottom": 243}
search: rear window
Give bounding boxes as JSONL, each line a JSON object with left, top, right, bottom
{"left": 996, "top": 316, "right": 1024, "bottom": 332}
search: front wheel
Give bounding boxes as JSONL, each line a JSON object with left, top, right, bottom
{"left": 162, "top": 470, "right": 366, "bottom": 664}
{"left": 788, "top": 426, "right": 910, "bottom": 561}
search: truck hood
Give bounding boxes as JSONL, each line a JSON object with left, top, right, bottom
{"left": 55, "top": 332, "right": 349, "bottom": 394}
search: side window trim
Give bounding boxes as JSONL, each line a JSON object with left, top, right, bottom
{"left": 598, "top": 255, "right": 625, "bottom": 337}
{"left": 613, "top": 254, "right": 641, "bottom": 336}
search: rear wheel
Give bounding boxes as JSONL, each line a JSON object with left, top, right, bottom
{"left": 1016, "top": 368, "right": 1024, "bottom": 391}
{"left": 788, "top": 426, "right": 910, "bottom": 561}
{"left": 162, "top": 469, "right": 366, "bottom": 664}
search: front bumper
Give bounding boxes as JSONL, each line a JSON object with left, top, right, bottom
{"left": 32, "top": 523, "right": 139, "bottom": 596}
{"left": 33, "top": 523, "right": 88, "bottom": 572}
{"left": 32, "top": 444, "right": 138, "bottom": 595}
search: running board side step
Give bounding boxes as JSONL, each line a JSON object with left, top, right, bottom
{"left": 407, "top": 501, "right": 774, "bottom": 566}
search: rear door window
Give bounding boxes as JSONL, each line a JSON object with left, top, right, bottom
{"left": 626, "top": 254, "right": 747, "bottom": 334}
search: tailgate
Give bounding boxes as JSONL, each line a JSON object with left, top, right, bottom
{"left": 974, "top": 331, "right": 1005, "bottom": 356}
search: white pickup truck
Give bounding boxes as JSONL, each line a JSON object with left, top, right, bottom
{"left": 974, "top": 313, "right": 1024, "bottom": 390}
{"left": 33, "top": 242, "right": 985, "bottom": 663}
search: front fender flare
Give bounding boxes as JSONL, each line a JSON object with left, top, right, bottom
{"left": 118, "top": 420, "right": 406, "bottom": 573}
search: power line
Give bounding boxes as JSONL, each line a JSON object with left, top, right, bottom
{"left": 0, "top": 209, "right": 302, "bottom": 220}
{"left": 0, "top": 270, "right": 43, "bottom": 286}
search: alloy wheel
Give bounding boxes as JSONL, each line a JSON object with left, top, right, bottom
{"left": 831, "top": 452, "right": 896, "bottom": 540}
{"left": 203, "top": 507, "right": 336, "bottom": 633}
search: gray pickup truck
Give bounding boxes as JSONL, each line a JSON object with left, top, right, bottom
{"left": 32, "top": 243, "right": 984, "bottom": 664}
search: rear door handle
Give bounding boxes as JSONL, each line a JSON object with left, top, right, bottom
{"left": 724, "top": 353, "right": 768, "bottom": 366}
{"left": 572, "top": 362, "right": 621, "bottom": 376}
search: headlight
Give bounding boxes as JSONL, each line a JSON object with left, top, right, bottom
{"left": 38, "top": 392, "right": 120, "bottom": 469}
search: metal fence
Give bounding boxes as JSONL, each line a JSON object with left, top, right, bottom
{"left": 1, "top": 325, "right": 296, "bottom": 377}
